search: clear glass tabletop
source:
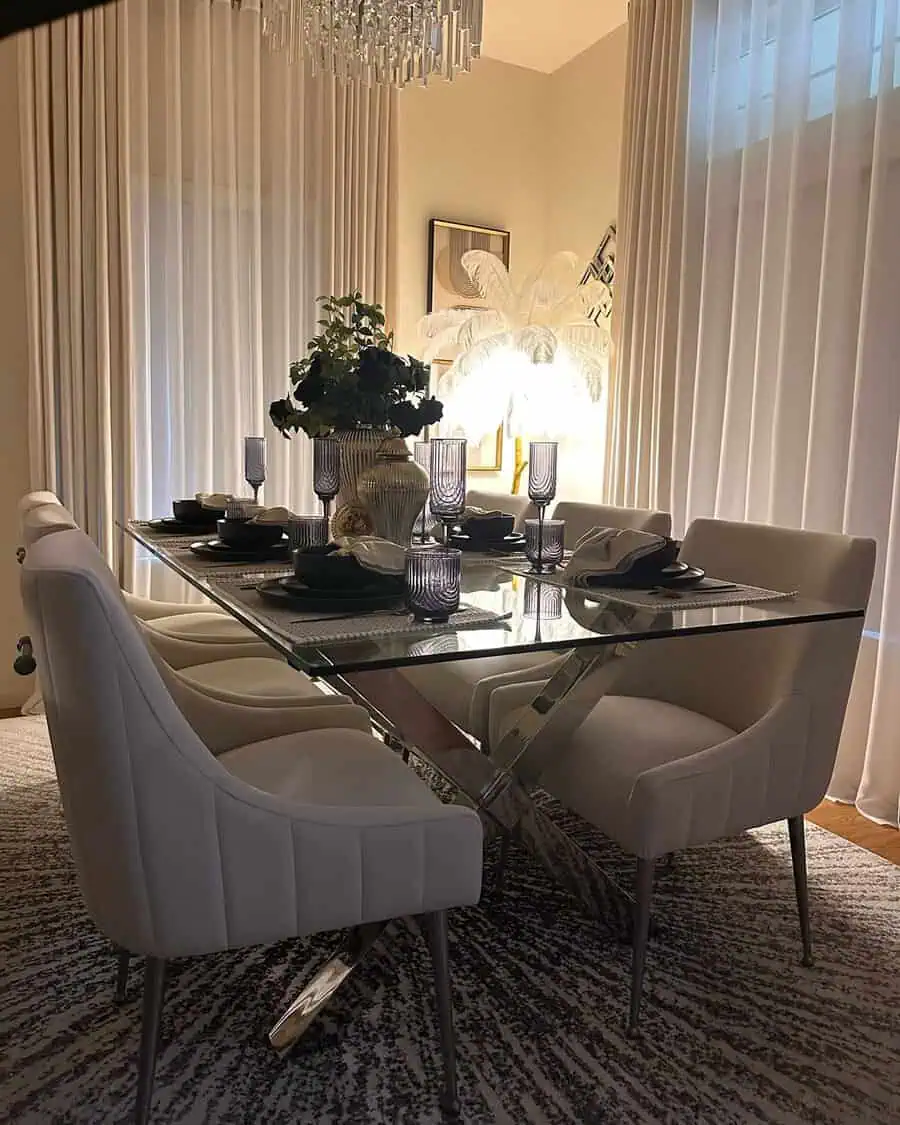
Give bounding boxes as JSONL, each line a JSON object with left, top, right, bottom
{"left": 122, "top": 522, "right": 865, "bottom": 677}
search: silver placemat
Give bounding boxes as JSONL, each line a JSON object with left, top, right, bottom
{"left": 209, "top": 578, "right": 509, "bottom": 646}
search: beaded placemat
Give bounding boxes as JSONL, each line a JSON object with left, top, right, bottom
{"left": 208, "top": 578, "right": 508, "bottom": 647}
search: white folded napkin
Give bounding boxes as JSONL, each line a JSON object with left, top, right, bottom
{"left": 249, "top": 506, "right": 296, "bottom": 526}
{"left": 334, "top": 536, "right": 406, "bottom": 575}
{"left": 564, "top": 527, "right": 668, "bottom": 588}
{"left": 196, "top": 492, "right": 233, "bottom": 509}
{"left": 463, "top": 506, "right": 505, "bottom": 520}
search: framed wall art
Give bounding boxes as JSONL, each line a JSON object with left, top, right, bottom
{"left": 428, "top": 219, "right": 511, "bottom": 313}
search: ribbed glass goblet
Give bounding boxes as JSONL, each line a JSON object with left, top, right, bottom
{"left": 429, "top": 438, "right": 467, "bottom": 541}
{"left": 244, "top": 436, "right": 267, "bottom": 504}
{"left": 528, "top": 441, "right": 558, "bottom": 505}
{"left": 313, "top": 436, "right": 341, "bottom": 521}
{"left": 288, "top": 516, "right": 329, "bottom": 552}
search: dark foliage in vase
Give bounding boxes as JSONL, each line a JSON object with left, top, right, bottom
{"left": 269, "top": 293, "right": 444, "bottom": 439}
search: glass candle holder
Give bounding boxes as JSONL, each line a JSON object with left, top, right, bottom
{"left": 313, "top": 436, "right": 341, "bottom": 520}
{"left": 244, "top": 436, "right": 267, "bottom": 504}
{"left": 528, "top": 441, "right": 558, "bottom": 506}
{"left": 414, "top": 439, "right": 432, "bottom": 541}
{"left": 429, "top": 438, "right": 467, "bottom": 540}
{"left": 288, "top": 516, "right": 330, "bottom": 552}
{"left": 525, "top": 518, "right": 565, "bottom": 573}
{"left": 523, "top": 577, "right": 564, "bottom": 619}
{"left": 405, "top": 546, "right": 461, "bottom": 623}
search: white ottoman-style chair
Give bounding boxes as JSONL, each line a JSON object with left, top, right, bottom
{"left": 21, "top": 527, "right": 483, "bottom": 1123}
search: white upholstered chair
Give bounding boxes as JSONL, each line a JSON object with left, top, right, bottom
{"left": 488, "top": 518, "right": 875, "bottom": 1031}
{"left": 402, "top": 501, "right": 673, "bottom": 742}
{"left": 21, "top": 527, "right": 483, "bottom": 1123}
{"left": 18, "top": 500, "right": 347, "bottom": 710}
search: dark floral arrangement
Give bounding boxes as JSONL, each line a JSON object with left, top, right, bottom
{"left": 269, "top": 293, "right": 444, "bottom": 439}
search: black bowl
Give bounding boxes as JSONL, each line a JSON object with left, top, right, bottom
{"left": 460, "top": 513, "right": 515, "bottom": 541}
{"left": 216, "top": 518, "right": 284, "bottom": 549}
{"left": 173, "top": 498, "right": 222, "bottom": 525}
{"left": 292, "top": 547, "right": 405, "bottom": 594}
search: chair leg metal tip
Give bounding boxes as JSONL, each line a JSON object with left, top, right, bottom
{"left": 802, "top": 954, "right": 814, "bottom": 968}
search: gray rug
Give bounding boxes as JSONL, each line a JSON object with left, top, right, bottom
{"left": 2, "top": 717, "right": 900, "bottom": 1125}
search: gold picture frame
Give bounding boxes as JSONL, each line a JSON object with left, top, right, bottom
{"left": 432, "top": 359, "right": 503, "bottom": 473}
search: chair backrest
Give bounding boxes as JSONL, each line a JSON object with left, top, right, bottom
{"left": 20, "top": 527, "right": 260, "bottom": 957}
{"left": 18, "top": 490, "right": 63, "bottom": 515}
{"left": 550, "top": 501, "right": 672, "bottom": 542}
{"left": 20, "top": 502, "right": 78, "bottom": 547}
{"left": 614, "top": 517, "right": 875, "bottom": 814}
{"left": 466, "top": 490, "right": 536, "bottom": 532}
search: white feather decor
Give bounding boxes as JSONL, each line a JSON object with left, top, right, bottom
{"left": 418, "top": 250, "right": 611, "bottom": 441}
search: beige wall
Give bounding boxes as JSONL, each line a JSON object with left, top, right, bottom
{"left": 392, "top": 57, "right": 552, "bottom": 355}
{"left": 547, "top": 25, "right": 627, "bottom": 260}
{"left": 392, "top": 30, "right": 628, "bottom": 496}
{"left": 0, "top": 37, "right": 33, "bottom": 709}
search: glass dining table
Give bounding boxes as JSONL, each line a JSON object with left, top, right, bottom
{"left": 124, "top": 517, "right": 865, "bottom": 907}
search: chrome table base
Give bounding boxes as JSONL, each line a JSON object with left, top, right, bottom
{"left": 269, "top": 922, "right": 387, "bottom": 1051}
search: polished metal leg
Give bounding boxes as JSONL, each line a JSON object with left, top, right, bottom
{"left": 628, "top": 858, "right": 655, "bottom": 1035}
{"left": 114, "top": 947, "right": 131, "bottom": 1005}
{"left": 788, "top": 815, "right": 814, "bottom": 967}
{"left": 422, "top": 911, "right": 461, "bottom": 1122}
{"left": 135, "top": 957, "right": 166, "bottom": 1125}
{"left": 268, "top": 922, "right": 386, "bottom": 1052}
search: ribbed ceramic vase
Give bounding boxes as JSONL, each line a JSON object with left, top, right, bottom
{"left": 332, "top": 426, "right": 389, "bottom": 509}
{"left": 357, "top": 435, "right": 429, "bottom": 546}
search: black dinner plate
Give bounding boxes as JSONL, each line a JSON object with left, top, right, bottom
{"left": 257, "top": 576, "right": 405, "bottom": 614}
{"left": 190, "top": 538, "right": 289, "bottom": 563}
{"left": 149, "top": 517, "right": 218, "bottom": 535}
{"left": 448, "top": 532, "right": 526, "bottom": 553}
{"left": 586, "top": 561, "right": 707, "bottom": 590}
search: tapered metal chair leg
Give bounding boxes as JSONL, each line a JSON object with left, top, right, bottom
{"left": 628, "top": 858, "right": 655, "bottom": 1036}
{"left": 423, "top": 911, "right": 461, "bottom": 1122}
{"left": 114, "top": 947, "right": 131, "bottom": 1005}
{"left": 788, "top": 816, "right": 814, "bottom": 967}
{"left": 135, "top": 958, "right": 167, "bottom": 1125}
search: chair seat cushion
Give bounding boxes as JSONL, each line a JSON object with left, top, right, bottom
{"left": 402, "top": 651, "right": 563, "bottom": 740}
{"left": 143, "top": 611, "right": 256, "bottom": 645}
{"left": 220, "top": 729, "right": 484, "bottom": 928}
{"left": 178, "top": 657, "right": 335, "bottom": 706}
{"left": 539, "top": 695, "right": 736, "bottom": 857}
{"left": 222, "top": 728, "right": 444, "bottom": 808}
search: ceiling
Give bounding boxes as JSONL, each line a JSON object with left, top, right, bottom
{"left": 481, "top": 0, "right": 628, "bottom": 74}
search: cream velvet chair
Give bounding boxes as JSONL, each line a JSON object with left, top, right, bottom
{"left": 21, "top": 527, "right": 483, "bottom": 1123}
{"left": 488, "top": 518, "right": 875, "bottom": 1031}
{"left": 19, "top": 491, "right": 279, "bottom": 666}
{"left": 402, "top": 502, "right": 672, "bottom": 742}
{"left": 19, "top": 500, "right": 345, "bottom": 709}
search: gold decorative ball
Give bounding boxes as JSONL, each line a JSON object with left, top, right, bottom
{"left": 331, "top": 503, "right": 374, "bottom": 539}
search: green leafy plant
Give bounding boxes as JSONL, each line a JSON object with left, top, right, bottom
{"left": 270, "top": 293, "right": 443, "bottom": 439}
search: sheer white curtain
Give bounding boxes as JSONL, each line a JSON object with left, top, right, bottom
{"left": 612, "top": 0, "right": 900, "bottom": 826}
{"left": 126, "top": 0, "right": 395, "bottom": 525}
{"left": 19, "top": 0, "right": 395, "bottom": 596}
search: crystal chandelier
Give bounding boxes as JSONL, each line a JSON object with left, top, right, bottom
{"left": 234, "top": 0, "right": 483, "bottom": 88}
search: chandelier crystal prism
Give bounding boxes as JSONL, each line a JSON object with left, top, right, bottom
{"left": 234, "top": 0, "right": 483, "bottom": 88}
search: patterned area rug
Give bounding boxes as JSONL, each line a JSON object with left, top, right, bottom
{"left": 2, "top": 716, "right": 900, "bottom": 1125}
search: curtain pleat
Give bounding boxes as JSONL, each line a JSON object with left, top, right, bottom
{"left": 610, "top": 0, "right": 900, "bottom": 827}
{"left": 19, "top": 6, "right": 134, "bottom": 585}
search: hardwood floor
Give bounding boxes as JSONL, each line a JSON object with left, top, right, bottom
{"left": 808, "top": 801, "right": 900, "bottom": 866}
